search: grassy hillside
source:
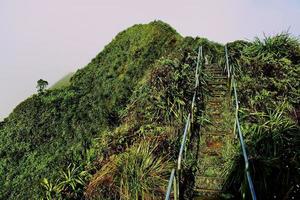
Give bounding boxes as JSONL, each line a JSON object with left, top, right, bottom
{"left": 50, "top": 72, "right": 75, "bottom": 89}
{"left": 0, "top": 21, "right": 299, "bottom": 200}
{"left": 0, "top": 21, "right": 183, "bottom": 199}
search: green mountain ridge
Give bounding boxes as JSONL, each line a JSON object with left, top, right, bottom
{"left": 50, "top": 72, "right": 75, "bottom": 90}
{"left": 0, "top": 21, "right": 299, "bottom": 199}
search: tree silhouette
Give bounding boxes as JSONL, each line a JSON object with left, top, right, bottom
{"left": 36, "top": 79, "right": 48, "bottom": 93}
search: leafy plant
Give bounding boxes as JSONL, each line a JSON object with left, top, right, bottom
{"left": 41, "top": 164, "right": 91, "bottom": 199}
{"left": 41, "top": 178, "right": 63, "bottom": 200}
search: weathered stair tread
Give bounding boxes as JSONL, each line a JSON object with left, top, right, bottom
{"left": 194, "top": 188, "right": 221, "bottom": 198}
{"left": 207, "top": 101, "right": 224, "bottom": 105}
{"left": 197, "top": 157, "right": 226, "bottom": 177}
{"left": 207, "top": 79, "right": 227, "bottom": 82}
{"left": 206, "top": 121, "right": 228, "bottom": 127}
{"left": 195, "top": 176, "right": 225, "bottom": 190}
{"left": 209, "top": 76, "right": 227, "bottom": 79}
{"left": 201, "top": 132, "right": 234, "bottom": 138}
{"left": 209, "top": 93, "right": 227, "bottom": 97}
{"left": 202, "top": 127, "right": 232, "bottom": 133}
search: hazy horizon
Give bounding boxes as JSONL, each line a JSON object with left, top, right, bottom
{"left": 1, "top": 0, "right": 299, "bottom": 120}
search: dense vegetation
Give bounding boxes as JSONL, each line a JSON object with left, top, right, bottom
{"left": 224, "top": 34, "right": 300, "bottom": 199}
{"left": 0, "top": 21, "right": 182, "bottom": 199}
{"left": 0, "top": 21, "right": 299, "bottom": 199}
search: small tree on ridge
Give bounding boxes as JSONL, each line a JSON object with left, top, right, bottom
{"left": 37, "top": 79, "right": 48, "bottom": 94}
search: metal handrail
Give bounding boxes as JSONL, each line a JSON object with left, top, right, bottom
{"left": 177, "top": 113, "right": 191, "bottom": 170}
{"left": 165, "top": 169, "right": 176, "bottom": 200}
{"left": 225, "top": 45, "right": 230, "bottom": 78}
{"left": 225, "top": 45, "right": 257, "bottom": 200}
{"left": 165, "top": 46, "right": 203, "bottom": 200}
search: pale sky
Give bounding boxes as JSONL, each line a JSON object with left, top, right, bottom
{"left": 0, "top": 0, "right": 299, "bottom": 120}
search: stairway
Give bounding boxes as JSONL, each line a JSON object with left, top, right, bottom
{"left": 194, "top": 64, "right": 234, "bottom": 199}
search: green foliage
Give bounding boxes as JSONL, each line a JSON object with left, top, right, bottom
{"left": 1, "top": 21, "right": 298, "bottom": 200}
{"left": 41, "top": 164, "right": 91, "bottom": 199}
{"left": 224, "top": 33, "right": 300, "bottom": 199}
{"left": 83, "top": 36, "right": 220, "bottom": 199}
{"left": 86, "top": 141, "right": 173, "bottom": 200}
{"left": 230, "top": 33, "right": 300, "bottom": 112}
{"left": 41, "top": 178, "right": 64, "bottom": 200}
{"left": 0, "top": 21, "right": 181, "bottom": 199}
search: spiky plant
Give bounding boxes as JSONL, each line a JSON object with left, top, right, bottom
{"left": 40, "top": 178, "right": 63, "bottom": 200}
{"left": 41, "top": 164, "right": 91, "bottom": 199}
{"left": 85, "top": 141, "right": 173, "bottom": 200}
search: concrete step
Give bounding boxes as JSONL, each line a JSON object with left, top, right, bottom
{"left": 207, "top": 114, "right": 223, "bottom": 120}
{"left": 207, "top": 75, "right": 226, "bottom": 79}
{"left": 197, "top": 156, "right": 225, "bottom": 177}
{"left": 200, "top": 149, "right": 221, "bottom": 157}
{"left": 195, "top": 176, "right": 225, "bottom": 191}
{"left": 198, "top": 164, "right": 225, "bottom": 178}
{"left": 206, "top": 73, "right": 225, "bottom": 77}
{"left": 209, "top": 111, "right": 223, "bottom": 115}
{"left": 200, "top": 134, "right": 225, "bottom": 148}
{"left": 206, "top": 121, "right": 228, "bottom": 128}
{"left": 208, "top": 115, "right": 227, "bottom": 121}
{"left": 206, "top": 96, "right": 226, "bottom": 101}
{"left": 207, "top": 85, "right": 228, "bottom": 91}
{"left": 205, "top": 70, "right": 225, "bottom": 73}
{"left": 206, "top": 107, "right": 223, "bottom": 111}
{"left": 201, "top": 130, "right": 232, "bottom": 136}
{"left": 207, "top": 80, "right": 227, "bottom": 84}
{"left": 209, "top": 76, "right": 227, "bottom": 80}
{"left": 200, "top": 147, "right": 223, "bottom": 157}
{"left": 208, "top": 88, "right": 228, "bottom": 94}
{"left": 206, "top": 103, "right": 223, "bottom": 108}
{"left": 207, "top": 99, "right": 223, "bottom": 103}
{"left": 206, "top": 105, "right": 223, "bottom": 109}
{"left": 207, "top": 82, "right": 227, "bottom": 86}
{"left": 205, "top": 111, "right": 223, "bottom": 116}
{"left": 204, "top": 68, "right": 223, "bottom": 72}
{"left": 207, "top": 76, "right": 227, "bottom": 80}
{"left": 210, "top": 90, "right": 227, "bottom": 94}
{"left": 193, "top": 188, "right": 221, "bottom": 200}
{"left": 210, "top": 93, "right": 227, "bottom": 98}
{"left": 202, "top": 126, "right": 232, "bottom": 133}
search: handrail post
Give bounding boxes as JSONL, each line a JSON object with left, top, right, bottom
{"left": 177, "top": 114, "right": 191, "bottom": 170}
{"left": 225, "top": 45, "right": 230, "bottom": 78}
{"left": 173, "top": 174, "right": 178, "bottom": 200}
{"left": 195, "top": 46, "right": 201, "bottom": 88}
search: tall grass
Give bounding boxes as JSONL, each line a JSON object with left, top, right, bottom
{"left": 85, "top": 141, "right": 173, "bottom": 200}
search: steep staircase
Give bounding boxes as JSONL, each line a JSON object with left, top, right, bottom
{"left": 194, "top": 64, "right": 234, "bottom": 199}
